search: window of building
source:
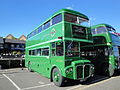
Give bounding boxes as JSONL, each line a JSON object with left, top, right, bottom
{"left": 52, "top": 14, "right": 62, "bottom": 25}
{"left": 5, "top": 44, "right": 8, "bottom": 48}
{"left": 0, "top": 44, "right": 3, "bottom": 49}
{"left": 11, "top": 44, "right": 15, "bottom": 48}
{"left": 42, "top": 48, "right": 49, "bottom": 56}
{"left": 21, "top": 45, "right": 25, "bottom": 48}
{"left": 16, "top": 45, "right": 20, "bottom": 48}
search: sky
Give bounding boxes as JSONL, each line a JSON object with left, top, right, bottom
{"left": 0, "top": 0, "right": 120, "bottom": 38}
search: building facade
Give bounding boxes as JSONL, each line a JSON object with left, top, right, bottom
{"left": 0, "top": 35, "right": 26, "bottom": 68}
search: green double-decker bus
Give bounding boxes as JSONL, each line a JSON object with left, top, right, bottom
{"left": 25, "top": 9, "right": 94, "bottom": 86}
{"left": 81, "top": 24, "right": 120, "bottom": 76}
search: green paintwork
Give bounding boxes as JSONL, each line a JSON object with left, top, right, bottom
{"left": 91, "top": 23, "right": 115, "bottom": 30}
{"left": 27, "top": 9, "right": 89, "bottom": 36}
{"left": 91, "top": 24, "right": 120, "bottom": 72}
{"left": 25, "top": 9, "right": 94, "bottom": 81}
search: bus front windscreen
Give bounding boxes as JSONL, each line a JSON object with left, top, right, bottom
{"left": 65, "top": 41, "right": 80, "bottom": 57}
{"left": 92, "top": 26, "right": 107, "bottom": 34}
{"left": 107, "top": 26, "right": 116, "bottom": 33}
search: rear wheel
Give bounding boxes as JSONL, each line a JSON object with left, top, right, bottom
{"left": 102, "top": 63, "right": 114, "bottom": 77}
{"left": 28, "top": 62, "right": 32, "bottom": 72}
{"left": 52, "top": 68, "right": 64, "bottom": 87}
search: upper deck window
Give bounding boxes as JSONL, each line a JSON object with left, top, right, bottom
{"left": 91, "top": 29, "right": 96, "bottom": 34}
{"left": 27, "top": 14, "right": 62, "bottom": 39}
{"left": 38, "top": 26, "right": 42, "bottom": 33}
{"left": 64, "top": 13, "right": 89, "bottom": 26}
{"left": 52, "top": 14, "right": 62, "bottom": 25}
{"left": 92, "top": 26, "right": 106, "bottom": 34}
{"left": 107, "top": 27, "right": 116, "bottom": 33}
{"left": 43, "top": 20, "right": 50, "bottom": 30}
{"left": 97, "top": 26, "right": 106, "bottom": 34}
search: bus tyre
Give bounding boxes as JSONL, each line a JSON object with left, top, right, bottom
{"left": 28, "top": 62, "right": 32, "bottom": 72}
{"left": 52, "top": 68, "right": 64, "bottom": 87}
{"left": 103, "top": 63, "right": 114, "bottom": 77}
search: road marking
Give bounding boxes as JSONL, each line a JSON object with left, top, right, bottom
{"left": 66, "top": 85, "right": 82, "bottom": 90}
{"left": 38, "top": 81, "right": 45, "bottom": 84}
{"left": 22, "top": 83, "right": 53, "bottom": 90}
{"left": 3, "top": 74, "right": 21, "bottom": 90}
{"left": 0, "top": 70, "right": 7, "bottom": 71}
{"left": 7, "top": 69, "right": 17, "bottom": 71}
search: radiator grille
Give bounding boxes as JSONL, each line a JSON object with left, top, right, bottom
{"left": 76, "top": 64, "right": 90, "bottom": 79}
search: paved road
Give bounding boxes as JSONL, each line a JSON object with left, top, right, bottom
{"left": 0, "top": 68, "right": 120, "bottom": 90}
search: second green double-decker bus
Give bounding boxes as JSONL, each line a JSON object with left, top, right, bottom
{"left": 81, "top": 24, "right": 120, "bottom": 77}
{"left": 25, "top": 9, "right": 94, "bottom": 86}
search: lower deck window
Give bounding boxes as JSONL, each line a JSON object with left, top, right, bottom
{"left": 29, "top": 47, "right": 49, "bottom": 56}
{"left": 56, "top": 42, "right": 64, "bottom": 56}
{"left": 42, "top": 48, "right": 49, "bottom": 56}
{"left": 65, "top": 41, "right": 80, "bottom": 57}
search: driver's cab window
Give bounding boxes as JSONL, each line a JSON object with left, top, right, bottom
{"left": 56, "top": 42, "right": 64, "bottom": 56}
{"left": 51, "top": 42, "right": 64, "bottom": 56}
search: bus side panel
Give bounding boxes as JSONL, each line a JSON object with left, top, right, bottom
{"left": 50, "top": 56, "right": 65, "bottom": 77}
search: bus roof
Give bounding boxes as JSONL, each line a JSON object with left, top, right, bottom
{"left": 27, "top": 9, "right": 89, "bottom": 38}
{"left": 91, "top": 23, "right": 115, "bottom": 30}
{"left": 55, "top": 9, "right": 89, "bottom": 20}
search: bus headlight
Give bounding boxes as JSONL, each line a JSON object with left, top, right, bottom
{"left": 66, "top": 67, "right": 73, "bottom": 73}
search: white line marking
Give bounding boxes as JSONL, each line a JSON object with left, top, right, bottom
{"left": 3, "top": 74, "right": 21, "bottom": 90}
{"left": 0, "top": 70, "right": 8, "bottom": 72}
{"left": 22, "top": 83, "right": 53, "bottom": 90}
{"left": 26, "top": 39, "right": 60, "bottom": 49}
{"left": 7, "top": 69, "right": 17, "bottom": 71}
{"left": 38, "top": 81, "right": 45, "bottom": 84}
{"left": 66, "top": 85, "right": 82, "bottom": 90}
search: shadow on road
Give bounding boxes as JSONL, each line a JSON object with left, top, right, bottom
{"left": 63, "top": 72, "right": 120, "bottom": 87}
{"left": 62, "top": 75, "right": 109, "bottom": 87}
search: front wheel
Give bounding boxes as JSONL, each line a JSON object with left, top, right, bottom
{"left": 52, "top": 68, "right": 64, "bottom": 87}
